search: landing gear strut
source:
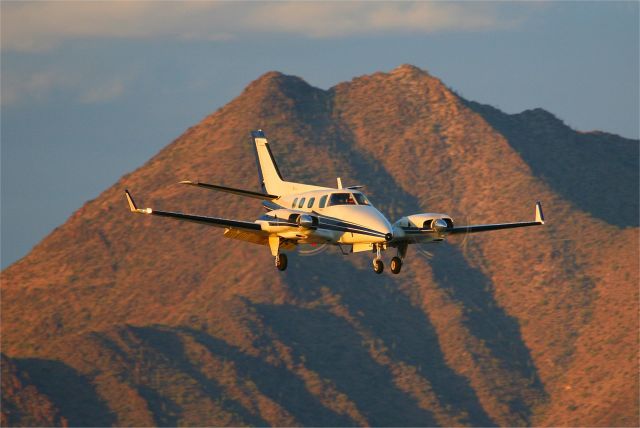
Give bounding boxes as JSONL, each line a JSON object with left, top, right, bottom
{"left": 269, "top": 235, "right": 288, "bottom": 272}
{"left": 275, "top": 253, "right": 288, "bottom": 271}
{"left": 373, "top": 258, "right": 384, "bottom": 274}
{"left": 372, "top": 244, "right": 384, "bottom": 274}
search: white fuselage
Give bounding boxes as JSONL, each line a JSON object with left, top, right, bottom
{"left": 256, "top": 189, "right": 394, "bottom": 246}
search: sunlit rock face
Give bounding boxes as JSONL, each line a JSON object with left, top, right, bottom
{"left": 2, "top": 65, "right": 638, "bottom": 427}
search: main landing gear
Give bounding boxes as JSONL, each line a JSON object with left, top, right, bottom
{"left": 390, "top": 256, "right": 402, "bottom": 274}
{"left": 275, "top": 253, "right": 288, "bottom": 271}
{"left": 270, "top": 235, "right": 288, "bottom": 272}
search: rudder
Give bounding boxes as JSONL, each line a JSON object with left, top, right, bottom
{"left": 250, "top": 130, "right": 330, "bottom": 196}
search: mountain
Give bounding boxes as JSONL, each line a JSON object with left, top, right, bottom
{"left": 2, "top": 64, "right": 638, "bottom": 427}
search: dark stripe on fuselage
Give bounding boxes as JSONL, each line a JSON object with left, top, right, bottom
{"left": 315, "top": 214, "right": 387, "bottom": 237}
{"left": 318, "top": 222, "right": 386, "bottom": 238}
{"left": 261, "top": 213, "right": 387, "bottom": 238}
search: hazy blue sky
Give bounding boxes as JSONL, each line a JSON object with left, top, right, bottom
{"left": 2, "top": 1, "right": 639, "bottom": 268}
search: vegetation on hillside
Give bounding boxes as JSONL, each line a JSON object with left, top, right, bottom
{"left": 2, "top": 64, "right": 638, "bottom": 427}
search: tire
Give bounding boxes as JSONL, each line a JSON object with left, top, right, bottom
{"left": 373, "top": 259, "right": 384, "bottom": 274}
{"left": 276, "top": 253, "right": 288, "bottom": 271}
{"left": 390, "top": 257, "right": 402, "bottom": 274}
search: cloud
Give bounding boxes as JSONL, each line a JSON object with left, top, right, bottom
{"left": 1, "top": 70, "right": 70, "bottom": 106}
{"left": 78, "top": 79, "right": 126, "bottom": 104}
{"left": 248, "top": 2, "right": 519, "bottom": 37}
{"left": 1, "top": 2, "right": 530, "bottom": 52}
{"left": 2, "top": 68, "right": 131, "bottom": 107}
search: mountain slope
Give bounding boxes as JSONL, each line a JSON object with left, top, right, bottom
{"left": 2, "top": 65, "right": 638, "bottom": 427}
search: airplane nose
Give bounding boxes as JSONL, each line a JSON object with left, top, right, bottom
{"left": 355, "top": 206, "right": 394, "bottom": 242}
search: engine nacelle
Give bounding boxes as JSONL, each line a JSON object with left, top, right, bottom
{"left": 297, "top": 214, "right": 317, "bottom": 229}
{"left": 393, "top": 213, "right": 453, "bottom": 231}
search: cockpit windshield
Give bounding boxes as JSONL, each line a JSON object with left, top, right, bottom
{"left": 327, "top": 192, "right": 371, "bottom": 206}
{"left": 353, "top": 193, "right": 370, "bottom": 206}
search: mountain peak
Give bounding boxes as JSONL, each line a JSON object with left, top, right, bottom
{"left": 247, "top": 71, "right": 311, "bottom": 91}
{"left": 390, "top": 63, "right": 429, "bottom": 76}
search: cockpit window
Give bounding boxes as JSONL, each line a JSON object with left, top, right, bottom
{"left": 328, "top": 193, "right": 358, "bottom": 206}
{"left": 319, "top": 195, "right": 328, "bottom": 208}
{"left": 353, "top": 193, "right": 370, "bottom": 206}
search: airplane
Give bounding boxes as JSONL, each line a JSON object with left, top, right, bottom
{"left": 125, "top": 130, "right": 545, "bottom": 274}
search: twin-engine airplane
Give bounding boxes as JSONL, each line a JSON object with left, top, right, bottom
{"left": 125, "top": 130, "right": 544, "bottom": 274}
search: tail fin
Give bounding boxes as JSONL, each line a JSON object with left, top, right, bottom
{"left": 251, "top": 130, "right": 285, "bottom": 194}
{"left": 251, "top": 130, "right": 327, "bottom": 196}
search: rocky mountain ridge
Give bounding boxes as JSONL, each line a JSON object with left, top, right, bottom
{"left": 2, "top": 64, "right": 638, "bottom": 426}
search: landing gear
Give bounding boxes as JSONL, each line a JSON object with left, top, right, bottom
{"left": 372, "top": 244, "right": 384, "bottom": 274}
{"left": 373, "top": 259, "right": 384, "bottom": 274}
{"left": 275, "top": 253, "right": 288, "bottom": 271}
{"left": 390, "top": 256, "right": 402, "bottom": 274}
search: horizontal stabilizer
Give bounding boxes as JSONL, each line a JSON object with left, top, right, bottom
{"left": 180, "top": 180, "right": 279, "bottom": 200}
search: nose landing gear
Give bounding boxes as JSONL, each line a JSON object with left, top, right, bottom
{"left": 372, "top": 244, "right": 384, "bottom": 274}
{"left": 371, "top": 242, "right": 406, "bottom": 274}
{"left": 372, "top": 258, "right": 384, "bottom": 274}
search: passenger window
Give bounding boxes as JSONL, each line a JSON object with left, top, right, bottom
{"left": 292, "top": 198, "right": 298, "bottom": 208}
{"left": 319, "top": 195, "right": 328, "bottom": 208}
{"left": 307, "top": 197, "right": 315, "bottom": 208}
{"left": 298, "top": 198, "right": 306, "bottom": 208}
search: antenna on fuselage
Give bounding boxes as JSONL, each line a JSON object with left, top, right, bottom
{"left": 337, "top": 177, "right": 343, "bottom": 189}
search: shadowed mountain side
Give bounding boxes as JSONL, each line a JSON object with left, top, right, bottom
{"left": 12, "top": 358, "right": 115, "bottom": 426}
{"left": 2, "top": 65, "right": 637, "bottom": 427}
{"left": 1, "top": 354, "right": 68, "bottom": 427}
{"left": 428, "top": 244, "right": 546, "bottom": 418}
{"left": 255, "top": 303, "right": 439, "bottom": 427}
{"left": 463, "top": 100, "right": 639, "bottom": 228}
{"left": 279, "top": 252, "right": 496, "bottom": 426}
{"left": 127, "top": 326, "right": 269, "bottom": 427}
{"left": 178, "top": 327, "right": 356, "bottom": 427}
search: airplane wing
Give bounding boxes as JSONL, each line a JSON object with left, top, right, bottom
{"left": 125, "top": 190, "right": 264, "bottom": 233}
{"left": 179, "top": 180, "right": 279, "bottom": 200}
{"left": 448, "top": 201, "right": 544, "bottom": 234}
{"left": 394, "top": 202, "right": 544, "bottom": 245}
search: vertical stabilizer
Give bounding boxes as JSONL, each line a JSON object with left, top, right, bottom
{"left": 252, "top": 130, "right": 285, "bottom": 194}
{"left": 250, "top": 130, "right": 328, "bottom": 196}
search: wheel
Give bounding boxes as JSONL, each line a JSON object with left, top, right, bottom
{"left": 275, "top": 253, "right": 288, "bottom": 271}
{"left": 390, "top": 257, "right": 402, "bottom": 274}
{"left": 372, "top": 259, "right": 384, "bottom": 274}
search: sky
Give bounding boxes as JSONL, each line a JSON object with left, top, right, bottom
{"left": 1, "top": 1, "right": 639, "bottom": 269}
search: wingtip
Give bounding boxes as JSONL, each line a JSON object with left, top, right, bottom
{"left": 535, "top": 201, "right": 545, "bottom": 224}
{"left": 124, "top": 190, "right": 152, "bottom": 214}
{"left": 125, "top": 190, "right": 137, "bottom": 212}
{"left": 179, "top": 180, "right": 195, "bottom": 185}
